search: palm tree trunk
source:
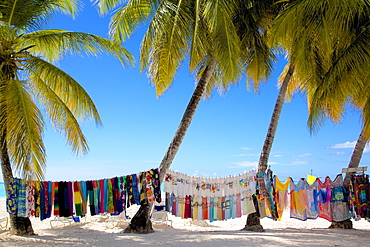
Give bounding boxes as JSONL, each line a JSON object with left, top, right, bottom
{"left": 243, "top": 64, "right": 294, "bottom": 232}
{"left": 329, "top": 128, "right": 368, "bottom": 229}
{"left": 344, "top": 128, "right": 368, "bottom": 183}
{"left": 124, "top": 57, "right": 217, "bottom": 234}
{"left": 0, "top": 133, "right": 35, "bottom": 235}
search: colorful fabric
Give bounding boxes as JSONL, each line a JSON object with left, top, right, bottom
{"left": 74, "top": 182, "right": 82, "bottom": 216}
{"left": 108, "top": 179, "right": 114, "bottom": 214}
{"left": 6, "top": 178, "right": 18, "bottom": 214}
{"left": 34, "top": 181, "right": 40, "bottom": 217}
{"left": 17, "top": 179, "right": 27, "bottom": 217}
{"left": 290, "top": 178, "right": 308, "bottom": 221}
{"left": 26, "top": 181, "right": 35, "bottom": 217}
{"left": 274, "top": 176, "right": 290, "bottom": 220}
{"left": 145, "top": 170, "right": 156, "bottom": 203}
{"left": 53, "top": 182, "right": 59, "bottom": 216}
{"left": 317, "top": 177, "right": 332, "bottom": 222}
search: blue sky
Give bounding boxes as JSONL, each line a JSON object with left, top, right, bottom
{"left": 11, "top": 1, "right": 370, "bottom": 182}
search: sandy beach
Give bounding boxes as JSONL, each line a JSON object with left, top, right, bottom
{"left": 0, "top": 198, "right": 370, "bottom": 246}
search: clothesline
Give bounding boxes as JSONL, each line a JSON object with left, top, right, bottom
{"left": 6, "top": 168, "right": 161, "bottom": 221}
{"left": 163, "top": 169, "right": 370, "bottom": 223}
{"left": 6, "top": 167, "right": 370, "bottom": 225}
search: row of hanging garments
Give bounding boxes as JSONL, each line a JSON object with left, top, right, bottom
{"left": 6, "top": 168, "right": 161, "bottom": 220}
{"left": 163, "top": 169, "right": 257, "bottom": 221}
{"left": 262, "top": 171, "right": 368, "bottom": 223}
{"left": 347, "top": 174, "right": 370, "bottom": 221}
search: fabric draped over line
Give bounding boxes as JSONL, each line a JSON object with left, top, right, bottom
{"left": 270, "top": 173, "right": 352, "bottom": 222}
{"left": 6, "top": 168, "right": 161, "bottom": 221}
{"left": 164, "top": 169, "right": 368, "bottom": 224}
{"left": 163, "top": 169, "right": 257, "bottom": 221}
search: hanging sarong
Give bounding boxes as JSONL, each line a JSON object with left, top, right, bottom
{"left": 132, "top": 174, "right": 140, "bottom": 205}
{"left": 330, "top": 174, "right": 350, "bottom": 222}
{"left": 185, "top": 195, "right": 192, "bottom": 219}
{"left": 290, "top": 178, "right": 308, "bottom": 221}
{"left": 74, "top": 182, "right": 83, "bottom": 216}
{"left": 145, "top": 170, "right": 156, "bottom": 203}
{"left": 67, "top": 182, "right": 74, "bottom": 216}
{"left": 34, "top": 181, "right": 41, "bottom": 217}
{"left": 99, "top": 179, "right": 105, "bottom": 214}
{"left": 40, "top": 182, "right": 46, "bottom": 220}
{"left": 108, "top": 179, "right": 114, "bottom": 214}
{"left": 153, "top": 168, "right": 162, "bottom": 203}
{"left": 17, "top": 179, "right": 27, "bottom": 217}
{"left": 53, "top": 182, "right": 59, "bottom": 216}
{"left": 6, "top": 178, "right": 18, "bottom": 214}
{"left": 26, "top": 181, "right": 35, "bottom": 217}
{"left": 317, "top": 177, "right": 332, "bottom": 221}
{"left": 47, "top": 181, "right": 53, "bottom": 219}
{"left": 217, "top": 197, "right": 223, "bottom": 221}
{"left": 87, "top": 181, "right": 96, "bottom": 216}
{"left": 306, "top": 179, "right": 319, "bottom": 219}
{"left": 202, "top": 197, "right": 209, "bottom": 220}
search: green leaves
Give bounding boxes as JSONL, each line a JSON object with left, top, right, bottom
{"left": 100, "top": 0, "right": 275, "bottom": 98}
{"left": 0, "top": 79, "right": 46, "bottom": 180}
{"left": 0, "top": 0, "right": 81, "bottom": 30}
{"left": 22, "top": 30, "right": 134, "bottom": 66}
{"left": 272, "top": 0, "right": 370, "bottom": 136}
{"left": 0, "top": 2, "right": 134, "bottom": 180}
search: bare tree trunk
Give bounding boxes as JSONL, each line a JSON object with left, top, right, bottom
{"left": 0, "top": 133, "right": 35, "bottom": 235}
{"left": 329, "top": 128, "right": 368, "bottom": 229}
{"left": 243, "top": 64, "right": 294, "bottom": 232}
{"left": 344, "top": 128, "right": 368, "bottom": 183}
{"left": 124, "top": 57, "right": 217, "bottom": 233}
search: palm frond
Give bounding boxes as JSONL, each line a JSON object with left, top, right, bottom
{"left": 141, "top": 0, "right": 192, "bottom": 96}
{"left": 308, "top": 24, "right": 370, "bottom": 132}
{"left": 0, "top": 0, "right": 80, "bottom": 30}
{"left": 203, "top": 0, "right": 242, "bottom": 86}
{"left": 108, "top": 0, "right": 159, "bottom": 43}
{"left": 20, "top": 30, "right": 134, "bottom": 66}
{"left": 0, "top": 79, "right": 46, "bottom": 180}
{"left": 23, "top": 55, "right": 102, "bottom": 126}
{"left": 23, "top": 61, "right": 90, "bottom": 156}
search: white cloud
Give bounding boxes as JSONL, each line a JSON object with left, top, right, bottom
{"left": 267, "top": 162, "right": 278, "bottom": 165}
{"left": 232, "top": 161, "right": 258, "bottom": 168}
{"left": 334, "top": 151, "right": 346, "bottom": 155}
{"left": 281, "top": 160, "right": 308, "bottom": 166}
{"left": 273, "top": 154, "right": 283, "bottom": 158}
{"left": 241, "top": 147, "right": 251, "bottom": 151}
{"left": 233, "top": 154, "right": 260, "bottom": 157}
{"left": 297, "top": 153, "right": 312, "bottom": 158}
{"left": 328, "top": 141, "right": 370, "bottom": 153}
{"left": 328, "top": 141, "right": 356, "bottom": 149}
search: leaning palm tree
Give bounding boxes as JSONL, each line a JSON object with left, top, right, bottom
{"left": 244, "top": 0, "right": 370, "bottom": 231}
{"left": 0, "top": 0, "right": 133, "bottom": 235}
{"left": 96, "top": 0, "right": 275, "bottom": 233}
{"left": 268, "top": 0, "right": 370, "bottom": 229}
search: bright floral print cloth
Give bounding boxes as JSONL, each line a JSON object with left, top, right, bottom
{"left": 6, "top": 178, "right": 18, "bottom": 214}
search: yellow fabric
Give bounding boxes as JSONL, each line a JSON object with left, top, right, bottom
{"left": 274, "top": 176, "right": 291, "bottom": 220}
{"left": 192, "top": 196, "right": 198, "bottom": 220}
{"left": 275, "top": 176, "right": 291, "bottom": 191}
{"left": 307, "top": 174, "right": 317, "bottom": 185}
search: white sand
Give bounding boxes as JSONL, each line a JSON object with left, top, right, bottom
{"left": 0, "top": 198, "right": 369, "bottom": 246}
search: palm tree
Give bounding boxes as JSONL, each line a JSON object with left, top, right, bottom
{"left": 95, "top": 0, "right": 275, "bottom": 233}
{"left": 0, "top": 0, "right": 133, "bottom": 235}
{"left": 268, "top": 0, "right": 370, "bottom": 229}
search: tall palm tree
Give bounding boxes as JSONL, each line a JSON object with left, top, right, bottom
{"left": 96, "top": 0, "right": 275, "bottom": 233}
{"left": 267, "top": 0, "right": 370, "bottom": 229}
{"left": 0, "top": 0, "right": 133, "bottom": 235}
